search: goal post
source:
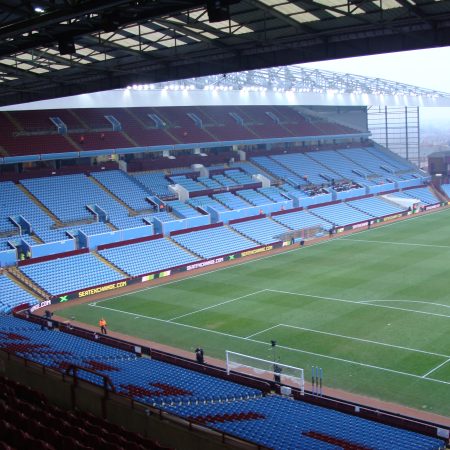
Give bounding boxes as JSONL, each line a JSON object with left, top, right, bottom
{"left": 275, "top": 224, "right": 326, "bottom": 242}
{"left": 225, "top": 350, "right": 305, "bottom": 395}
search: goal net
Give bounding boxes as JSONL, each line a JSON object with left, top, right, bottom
{"left": 275, "top": 224, "right": 325, "bottom": 242}
{"left": 226, "top": 350, "right": 305, "bottom": 395}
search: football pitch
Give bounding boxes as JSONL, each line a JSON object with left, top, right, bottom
{"left": 59, "top": 208, "right": 450, "bottom": 418}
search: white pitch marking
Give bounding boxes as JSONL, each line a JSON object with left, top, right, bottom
{"left": 167, "top": 290, "right": 267, "bottom": 322}
{"left": 342, "top": 237, "right": 450, "bottom": 250}
{"left": 92, "top": 236, "right": 340, "bottom": 306}
{"left": 266, "top": 289, "right": 450, "bottom": 319}
{"left": 422, "top": 359, "right": 450, "bottom": 378}
{"left": 86, "top": 208, "right": 450, "bottom": 308}
{"left": 89, "top": 303, "right": 450, "bottom": 387}
{"left": 279, "top": 324, "right": 450, "bottom": 358}
{"left": 245, "top": 324, "right": 281, "bottom": 339}
{"left": 359, "top": 299, "right": 450, "bottom": 310}
{"left": 343, "top": 206, "right": 449, "bottom": 237}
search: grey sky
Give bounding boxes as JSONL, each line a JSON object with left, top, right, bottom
{"left": 300, "top": 47, "right": 450, "bottom": 94}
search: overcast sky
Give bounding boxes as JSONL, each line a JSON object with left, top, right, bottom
{"left": 300, "top": 47, "right": 450, "bottom": 127}
{"left": 300, "top": 46, "right": 450, "bottom": 93}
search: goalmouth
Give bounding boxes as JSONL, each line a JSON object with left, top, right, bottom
{"left": 226, "top": 350, "right": 305, "bottom": 395}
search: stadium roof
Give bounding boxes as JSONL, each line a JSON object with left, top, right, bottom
{"left": 1, "top": 0, "right": 450, "bottom": 107}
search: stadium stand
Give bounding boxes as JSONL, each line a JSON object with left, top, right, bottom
{"left": 187, "top": 196, "right": 230, "bottom": 212}
{"left": 171, "top": 226, "right": 256, "bottom": 259}
{"left": 273, "top": 209, "right": 332, "bottom": 231}
{"left": 169, "top": 175, "right": 205, "bottom": 192}
{"left": 250, "top": 155, "right": 306, "bottom": 186}
{"left": 165, "top": 395, "right": 445, "bottom": 450}
{"left": 20, "top": 253, "right": 122, "bottom": 296}
{"left": 197, "top": 176, "right": 222, "bottom": 189}
{"left": 306, "top": 149, "right": 375, "bottom": 186}
{"left": 347, "top": 197, "right": 406, "bottom": 217}
{"left": 132, "top": 172, "right": 174, "bottom": 199}
{"left": 310, "top": 203, "right": 374, "bottom": 227}
{"left": 0, "top": 375, "right": 170, "bottom": 450}
{"left": 212, "top": 192, "right": 251, "bottom": 210}
{"left": 230, "top": 218, "right": 290, "bottom": 245}
{"left": 20, "top": 174, "right": 142, "bottom": 229}
{"left": 98, "top": 237, "right": 199, "bottom": 276}
{"left": 3, "top": 314, "right": 442, "bottom": 450}
{"left": 401, "top": 187, "right": 440, "bottom": 205}
{"left": 0, "top": 275, "right": 38, "bottom": 313}
{"left": 223, "top": 169, "right": 255, "bottom": 186}
{"left": 91, "top": 170, "right": 153, "bottom": 211}
{"left": 272, "top": 152, "right": 341, "bottom": 186}
{"left": 257, "top": 186, "right": 290, "bottom": 202}
{"left": 440, "top": 184, "right": 450, "bottom": 198}
{"left": 166, "top": 200, "right": 205, "bottom": 218}
{"left": 212, "top": 174, "right": 238, "bottom": 187}
{"left": 0, "top": 180, "right": 54, "bottom": 233}
{"left": 35, "top": 221, "right": 113, "bottom": 244}
{"left": 236, "top": 189, "right": 274, "bottom": 206}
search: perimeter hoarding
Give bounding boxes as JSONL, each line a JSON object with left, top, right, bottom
{"left": 47, "top": 242, "right": 289, "bottom": 306}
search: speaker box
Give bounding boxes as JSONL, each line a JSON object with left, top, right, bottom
{"left": 58, "top": 38, "right": 75, "bottom": 55}
{"left": 207, "top": 0, "right": 230, "bottom": 22}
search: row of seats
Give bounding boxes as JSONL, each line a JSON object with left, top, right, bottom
{"left": 237, "top": 189, "right": 274, "bottom": 206}
{"left": 348, "top": 197, "right": 405, "bottom": 217}
{"left": 172, "top": 226, "right": 256, "bottom": 259}
{"left": 91, "top": 170, "right": 153, "bottom": 211}
{"left": 99, "top": 237, "right": 199, "bottom": 276}
{"left": 0, "top": 313, "right": 445, "bottom": 450}
{"left": 0, "top": 315, "right": 261, "bottom": 407}
{"left": 0, "top": 375, "right": 169, "bottom": 450}
{"left": 311, "top": 202, "right": 374, "bottom": 227}
{"left": 0, "top": 275, "right": 38, "bottom": 313}
{"left": 166, "top": 200, "right": 203, "bottom": 219}
{"left": 164, "top": 395, "right": 444, "bottom": 450}
{"left": 230, "top": 218, "right": 290, "bottom": 245}
{"left": 20, "top": 253, "right": 121, "bottom": 296}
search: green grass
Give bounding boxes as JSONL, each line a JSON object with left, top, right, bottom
{"left": 60, "top": 208, "right": 450, "bottom": 417}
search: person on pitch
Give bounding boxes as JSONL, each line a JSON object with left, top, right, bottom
{"left": 99, "top": 318, "right": 107, "bottom": 335}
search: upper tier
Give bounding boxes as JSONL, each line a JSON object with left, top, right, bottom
{"left": 0, "top": 105, "right": 364, "bottom": 158}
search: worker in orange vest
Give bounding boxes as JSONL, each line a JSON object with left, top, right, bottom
{"left": 99, "top": 318, "right": 107, "bottom": 335}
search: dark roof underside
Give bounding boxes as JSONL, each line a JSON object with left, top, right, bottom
{"left": 1, "top": 0, "right": 450, "bottom": 107}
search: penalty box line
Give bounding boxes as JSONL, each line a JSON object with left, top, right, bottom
{"left": 89, "top": 303, "right": 450, "bottom": 387}
{"left": 88, "top": 235, "right": 346, "bottom": 307}
{"left": 88, "top": 207, "right": 449, "bottom": 308}
{"left": 247, "top": 324, "right": 450, "bottom": 359}
{"left": 265, "top": 289, "right": 450, "bottom": 320}
{"left": 167, "top": 289, "right": 267, "bottom": 322}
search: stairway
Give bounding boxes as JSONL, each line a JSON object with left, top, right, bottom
{"left": 92, "top": 251, "right": 129, "bottom": 278}
{"left": 64, "top": 134, "right": 82, "bottom": 151}
{"left": 88, "top": 175, "right": 136, "bottom": 215}
{"left": 167, "top": 236, "right": 201, "bottom": 259}
{"left": 7, "top": 267, "right": 49, "bottom": 301}
{"left": 16, "top": 184, "right": 62, "bottom": 225}
{"left": 430, "top": 184, "right": 447, "bottom": 202}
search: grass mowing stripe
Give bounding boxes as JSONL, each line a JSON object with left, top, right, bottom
{"left": 341, "top": 238, "right": 450, "bottom": 249}
{"left": 89, "top": 303, "right": 450, "bottom": 387}
{"left": 279, "top": 324, "right": 450, "bottom": 358}
{"left": 91, "top": 236, "right": 340, "bottom": 306}
{"left": 93, "top": 208, "right": 450, "bottom": 306}
{"left": 167, "top": 290, "right": 267, "bottom": 322}
{"left": 267, "top": 289, "right": 450, "bottom": 319}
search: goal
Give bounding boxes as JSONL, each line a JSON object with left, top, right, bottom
{"left": 275, "top": 224, "right": 325, "bottom": 242}
{"left": 225, "top": 350, "right": 305, "bottom": 395}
